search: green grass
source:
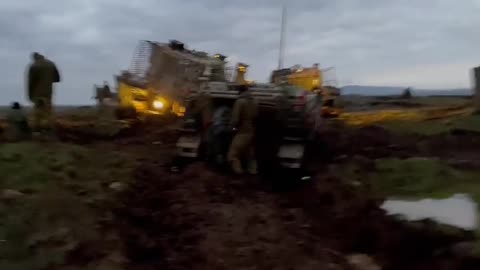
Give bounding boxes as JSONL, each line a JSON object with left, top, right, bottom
{"left": 0, "top": 142, "right": 133, "bottom": 269}
{"left": 357, "top": 157, "right": 480, "bottom": 252}
{"left": 0, "top": 143, "right": 81, "bottom": 192}
{"left": 0, "top": 194, "right": 92, "bottom": 270}
{"left": 381, "top": 115, "right": 480, "bottom": 135}
{"left": 336, "top": 157, "right": 480, "bottom": 251}
{"left": 0, "top": 142, "right": 132, "bottom": 192}
{"left": 370, "top": 158, "right": 480, "bottom": 202}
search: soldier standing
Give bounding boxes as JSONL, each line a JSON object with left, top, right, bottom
{"left": 26, "top": 52, "right": 61, "bottom": 132}
{"left": 207, "top": 106, "right": 232, "bottom": 166}
{"left": 95, "top": 81, "right": 113, "bottom": 118}
{"left": 227, "top": 85, "right": 259, "bottom": 175}
{"left": 96, "top": 81, "right": 111, "bottom": 105}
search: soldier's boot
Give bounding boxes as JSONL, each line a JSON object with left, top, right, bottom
{"left": 247, "top": 160, "right": 257, "bottom": 175}
{"left": 32, "top": 114, "right": 41, "bottom": 133}
{"left": 228, "top": 134, "right": 243, "bottom": 174}
{"left": 231, "top": 159, "right": 244, "bottom": 175}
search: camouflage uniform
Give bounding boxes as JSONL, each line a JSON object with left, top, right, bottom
{"left": 195, "top": 92, "right": 213, "bottom": 129}
{"left": 227, "top": 90, "right": 258, "bottom": 174}
{"left": 27, "top": 54, "right": 61, "bottom": 131}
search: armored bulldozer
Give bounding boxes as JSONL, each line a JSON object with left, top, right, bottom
{"left": 176, "top": 77, "right": 322, "bottom": 170}
{"left": 115, "top": 40, "right": 228, "bottom": 119}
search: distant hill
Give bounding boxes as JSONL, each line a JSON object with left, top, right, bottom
{"left": 341, "top": 85, "right": 473, "bottom": 96}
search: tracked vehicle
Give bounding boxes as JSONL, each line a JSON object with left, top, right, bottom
{"left": 115, "top": 40, "right": 227, "bottom": 119}
{"left": 176, "top": 58, "right": 322, "bottom": 170}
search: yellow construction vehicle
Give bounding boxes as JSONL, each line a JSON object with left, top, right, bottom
{"left": 270, "top": 64, "right": 341, "bottom": 117}
{"left": 234, "top": 63, "right": 255, "bottom": 86}
{"left": 271, "top": 64, "right": 322, "bottom": 91}
{"left": 115, "top": 40, "right": 227, "bottom": 119}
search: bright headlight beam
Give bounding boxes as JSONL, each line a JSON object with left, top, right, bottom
{"left": 153, "top": 100, "right": 164, "bottom": 109}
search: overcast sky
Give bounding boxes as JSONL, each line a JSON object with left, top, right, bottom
{"left": 1, "top": 0, "right": 479, "bottom": 105}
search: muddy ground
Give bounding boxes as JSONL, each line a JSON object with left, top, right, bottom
{"left": 114, "top": 164, "right": 477, "bottom": 270}
{"left": 48, "top": 115, "right": 480, "bottom": 269}
{"left": 2, "top": 112, "right": 480, "bottom": 269}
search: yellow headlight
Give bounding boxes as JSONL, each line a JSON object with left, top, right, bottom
{"left": 153, "top": 100, "right": 164, "bottom": 110}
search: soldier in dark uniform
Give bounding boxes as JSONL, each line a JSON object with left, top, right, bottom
{"left": 26, "top": 52, "right": 61, "bottom": 131}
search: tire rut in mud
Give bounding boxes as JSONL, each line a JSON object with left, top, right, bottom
{"left": 112, "top": 160, "right": 479, "bottom": 270}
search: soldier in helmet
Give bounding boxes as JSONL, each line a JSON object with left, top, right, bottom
{"left": 227, "top": 84, "right": 258, "bottom": 175}
{"left": 26, "top": 52, "right": 61, "bottom": 132}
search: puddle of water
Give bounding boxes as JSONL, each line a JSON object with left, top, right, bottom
{"left": 381, "top": 194, "right": 478, "bottom": 230}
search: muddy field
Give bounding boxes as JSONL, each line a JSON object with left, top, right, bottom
{"left": 1, "top": 105, "right": 480, "bottom": 269}
{"left": 64, "top": 119, "right": 480, "bottom": 268}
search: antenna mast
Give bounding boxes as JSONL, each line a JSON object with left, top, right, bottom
{"left": 278, "top": 5, "right": 287, "bottom": 69}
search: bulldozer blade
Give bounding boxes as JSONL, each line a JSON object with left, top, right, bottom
{"left": 176, "top": 135, "right": 201, "bottom": 158}
{"left": 278, "top": 143, "right": 305, "bottom": 169}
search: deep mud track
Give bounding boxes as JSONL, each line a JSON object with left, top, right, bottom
{"left": 106, "top": 119, "right": 480, "bottom": 270}
{"left": 7, "top": 118, "right": 479, "bottom": 269}
{"left": 113, "top": 160, "right": 478, "bottom": 270}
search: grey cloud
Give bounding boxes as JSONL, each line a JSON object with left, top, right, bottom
{"left": 1, "top": 0, "right": 479, "bottom": 105}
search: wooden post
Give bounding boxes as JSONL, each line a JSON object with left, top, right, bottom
{"left": 278, "top": 5, "right": 287, "bottom": 70}
{"left": 473, "top": 67, "right": 480, "bottom": 113}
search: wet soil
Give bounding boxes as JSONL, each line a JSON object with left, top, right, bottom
{"left": 3, "top": 116, "right": 480, "bottom": 269}
{"left": 109, "top": 121, "right": 480, "bottom": 269}
{"left": 113, "top": 161, "right": 478, "bottom": 270}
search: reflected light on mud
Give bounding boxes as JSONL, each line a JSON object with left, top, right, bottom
{"left": 301, "top": 176, "right": 311, "bottom": 181}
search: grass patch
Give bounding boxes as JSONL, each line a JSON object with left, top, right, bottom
{"left": 0, "top": 193, "right": 95, "bottom": 270}
{"left": 0, "top": 142, "right": 132, "bottom": 192}
{"left": 370, "top": 158, "right": 480, "bottom": 202}
{"left": 362, "top": 157, "right": 480, "bottom": 251}
{"left": 0, "top": 143, "right": 83, "bottom": 192}
{"left": 0, "top": 142, "right": 133, "bottom": 269}
{"left": 380, "top": 115, "right": 480, "bottom": 135}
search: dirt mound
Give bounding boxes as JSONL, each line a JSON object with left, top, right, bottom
{"left": 53, "top": 119, "right": 180, "bottom": 145}
{"left": 294, "top": 173, "right": 477, "bottom": 269}
{"left": 54, "top": 120, "right": 137, "bottom": 143}
{"left": 311, "top": 124, "right": 416, "bottom": 162}
{"left": 418, "top": 129, "right": 480, "bottom": 158}
{"left": 115, "top": 122, "right": 181, "bottom": 145}
{"left": 113, "top": 162, "right": 477, "bottom": 270}
{"left": 312, "top": 123, "right": 480, "bottom": 165}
